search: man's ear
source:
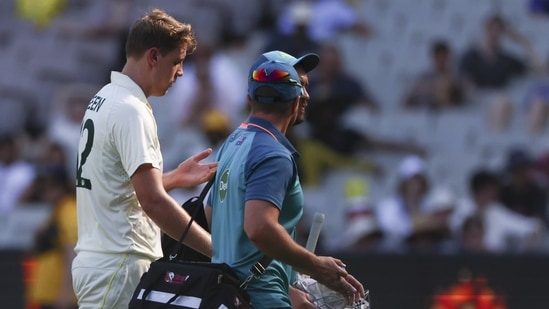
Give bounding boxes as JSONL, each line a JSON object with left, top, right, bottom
{"left": 146, "top": 47, "right": 160, "bottom": 67}
{"left": 291, "top": 97, "right": 300, "bottom": 114}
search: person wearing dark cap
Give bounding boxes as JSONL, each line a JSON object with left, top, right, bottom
{"left": 499, "top": 148, "right": 548, "bottom": 226}
{"left": 205, "top": 51, "right": 365, "bottom": 308}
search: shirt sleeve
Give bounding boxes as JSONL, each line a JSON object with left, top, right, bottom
{"left": 112, "top": 102, "right": 161, "bottom": 177}
{"left": 245, "top": 155, "right": 295, "bottom": 210}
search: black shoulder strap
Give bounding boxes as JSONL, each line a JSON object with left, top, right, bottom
{"left": 168, "top": 176, "right": 216, "bottom": 261}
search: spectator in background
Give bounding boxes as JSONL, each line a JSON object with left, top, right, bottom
{"left": 199, "top": 109, "right": 233, "bottom": 151}
{"left": 296, "top": 125, "right": 382, "bottom": 187}
{"left": 48, "top": 84, "right": 98, "bottom": 179}
{"left": 276, "top": 0, "right": 372, "bottom": 44}
{"left": 298, "top": 44, "right": 425, "bottom": 186}
{"left": 376, "top": 156, "right": 431, "bottom": 251}
{"left": 26, "top": 167, "right": 77, "bottom": 309}
{"left": 407, "top": 186, "right": 457, "bottom": 251}
{"left": 16, "top": 0, "right": 65, "bottom": 29}
{"left": 451, "top": 169, "right": 544, "bottom": 253}
{"left": 457, "top": 215, "right": 490, "bottom": 254}
{"left": 459, "top": 14, "right": 542, "bottom": 90}
{"left": 340, "top": 177, "right": 384, "bottom": 253}
{"left": 308, "top": 44, "right": 379, "bottom": 112}
{"left": 0, "top": 134, "right": 36, "bottom": 216}
{"left": 403, "top": 40, "right": 465, "bottom": 110}
{"left": 459, "top": 14, "right": 544, "bottom": 132}
{"left": 0, "top": 88, "right": 42, "bottom": 139}
{"left": 263, "top": 0, "right": 320, "bottom": 57}
{"left": 165, "top": 41, "right": 247, "bottom": 129}
{"left": 296, "top": 44, "right": 381, "bottom": 186}
{"left": 499, "top": 148, "right": 548, "bottom": 226}
{"left": 20, "top": 141, "right": 71, "bottom": 203}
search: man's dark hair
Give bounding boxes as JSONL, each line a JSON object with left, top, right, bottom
{"left": 431, "top": 40, "right": 450, "bottom": 56}
{"left": 470, "top": 170, "right": 500, "bottom": 194}
{"left": 250, "top": 86, "right": 295, "bottom": 115}
{"left": 485, "top": 14, "right": 507, "bottom": 32}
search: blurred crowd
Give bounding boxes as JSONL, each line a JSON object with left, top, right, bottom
{"left": 2, "top": 0, "right": 549, "bottom": 276}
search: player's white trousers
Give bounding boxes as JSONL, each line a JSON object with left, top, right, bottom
{"left": 72, "top": 251, "right": 152, "bottom": 309}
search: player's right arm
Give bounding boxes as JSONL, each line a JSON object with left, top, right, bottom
{"left": 132, "top": 163, "right": 212, "bottom": 258}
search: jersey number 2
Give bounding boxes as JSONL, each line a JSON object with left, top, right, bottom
{"left": 76, "top": 119, "right": 94, "bottom": 190}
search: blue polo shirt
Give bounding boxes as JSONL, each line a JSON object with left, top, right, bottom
{"left": 207, "top": 116, "right": 304, "bottom": 308}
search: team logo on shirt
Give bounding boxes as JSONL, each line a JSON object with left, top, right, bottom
{"left": 235, "top": 136, "right": 247, "bottom": 146}
{"left": 219, "top": 169, "right": 229, "bottom": 202}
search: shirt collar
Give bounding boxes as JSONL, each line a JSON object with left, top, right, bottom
{"left": 110, "top": 71, "right": 148, "bottom": 105}
{"left": 246, "top": 116, "right": 300, "bottom": 159}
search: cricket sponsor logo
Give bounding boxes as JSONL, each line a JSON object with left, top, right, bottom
{"left": 219, "top": 169, "right": 229, "bottom": 202}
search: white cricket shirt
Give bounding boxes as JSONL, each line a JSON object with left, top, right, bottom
{"left": 74, "top": 72, "right": 163, "bottom": 260}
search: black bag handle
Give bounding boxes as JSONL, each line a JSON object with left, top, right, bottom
{"left": 169, "top": 175, "right": 216, "bottom": 261}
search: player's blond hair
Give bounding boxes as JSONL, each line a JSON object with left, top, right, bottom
{"left": 125, "top": 8, "right": 197, "bottom": 58}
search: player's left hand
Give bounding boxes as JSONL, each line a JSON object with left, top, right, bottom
{"left": 172, "top": 148, "right": 218, "bottom": 187}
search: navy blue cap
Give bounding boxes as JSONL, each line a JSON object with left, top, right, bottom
{"left": 248, "top": 50, "right": 320, "bottom": 77}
